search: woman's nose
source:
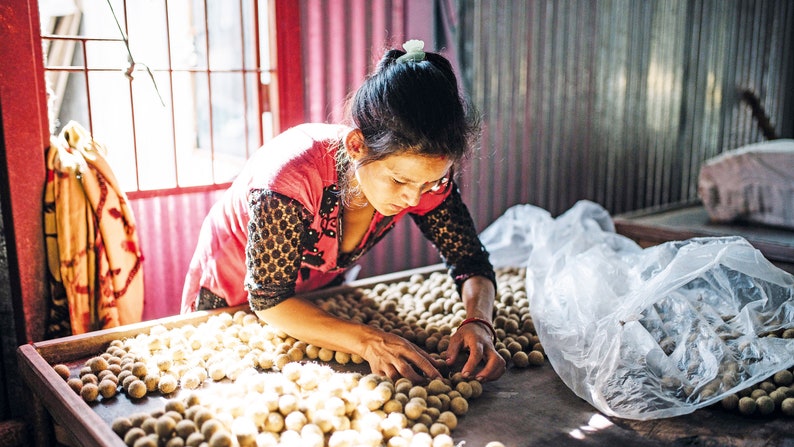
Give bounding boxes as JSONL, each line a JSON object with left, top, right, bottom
{"left": 400, "top": 186, "right": 422, "bottom": 207}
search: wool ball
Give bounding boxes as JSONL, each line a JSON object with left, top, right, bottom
{"left": 158, "top": 375, "right": 178, "bottom": 394}
{"left": 756, "top": 395, "right": 775, "bottom": 415}
{"left": 99, "top": 379, "right": 118, "bottom": 399}
{"left": 123, "top": 427, "right": 146, "bottom": 446}
{"left": 512, "top": 351, "right": 530, "bottom": 368}
{"left": 53, "top": 364, "right": 71, "bottom": 380}
{"left": 738, "top": 396, "right": 756, "bottom": 415}
{"left": 201, "top": 419, "right": 223, "bottom": 439}
{"left": 165, "top": 438, "right": 185, "bottom": 447}
{"left": 774, "top": 370, "right": 794, "bottom": 387}
{"left": 80, "top": 383, "right": 99, "bottom": 402}
{"left": 67, "top": 378, "right": 83, "bottom": 394}
{"left": 81, "top": 373, "right": 99, "bottom": 385}
{"left": 175, "top": 419, "right": 198, "bottom": 438}
{"left": 208, "top": 430, "right": 233, "bottom": 447}
{"left": 155, "top": 415, "right": 177, "bottom": 438}
{"left": 87, "top": 356, "right": 109, "bottom": 374}
{"left": 111, "top": 417, "right": 132, "bottom": 437}
{"left": 432, "top": 433, "right": 454, "bottom": 447}
{"left": 468, "top": 380, "right": 483, "bottom": 399}
{"left": 318, "top": 348, "right": 335, "bottom": 362}
{"left": 781, "top": 398, "right": 794, "bottom": 416}
{"left": 127, "top": 380, "right": 147, "bottom": 399}
{"left": 455, "top": 381, "right": 473, "bottom": 399}
{"left": 528, "top": 350, "right": 545, "bottom": 366}
{"left": 184, "top": 432, "right": 205, "bottom": 447}
{"left": 721, "top": 394, "right": 739, "bottom": 411}
{"left": 449, "top": 396, "right": 468, "bottom": 416}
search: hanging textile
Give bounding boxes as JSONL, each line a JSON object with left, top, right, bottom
{"left": 43, "top": 121, "right": 144, "bottom": 336}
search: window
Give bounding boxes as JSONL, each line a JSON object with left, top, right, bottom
{"left": 39, "top": 0, "right": 275, "bottom": 192}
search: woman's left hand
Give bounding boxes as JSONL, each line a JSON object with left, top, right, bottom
{"left": 443, "top": 275, "right": 506, "bottom": 382}
{"left": 445, "top": 320, "right": 506, "bottom": 381}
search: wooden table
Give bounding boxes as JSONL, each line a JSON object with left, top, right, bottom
{"left": 17, "top": 265, "right": 794, "bottom": 447}
{"left": 613, "top": 202, "right": 794, "bottom": 274}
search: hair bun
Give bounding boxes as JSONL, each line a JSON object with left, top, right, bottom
{"left": 397, "top": 39, "right": 426, "bottom": 63}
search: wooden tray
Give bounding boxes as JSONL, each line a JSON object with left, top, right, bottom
{"left": 17, "top": 264, "right": 794, "bottom": 447}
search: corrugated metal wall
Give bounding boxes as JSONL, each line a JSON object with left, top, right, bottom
{"left": 457, "top": 0, "right": 793, "bottom": 220}
{"left": 299, "top": 0, "right": 793, "bottom": 280}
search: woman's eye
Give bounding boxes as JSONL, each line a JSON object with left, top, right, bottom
{"left": 392, "top": 178, "right": 405, "bottom": 185}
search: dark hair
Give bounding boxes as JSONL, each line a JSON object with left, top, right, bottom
{"left": 346, "top": 47, "right": 481, "bottom": 167}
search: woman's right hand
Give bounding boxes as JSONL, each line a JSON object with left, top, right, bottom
{"left": 358, "top": 326, "right": 442, "bottom": 382}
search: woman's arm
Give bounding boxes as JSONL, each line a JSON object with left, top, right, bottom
{"left": 410, "top": 186, "right": 506, "bottom": 381}
{"left": 255, "top": 298, "right": 441, "bottom": 382}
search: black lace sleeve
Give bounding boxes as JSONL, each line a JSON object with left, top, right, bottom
{"left": 410, "top": 185, "right": 496, "bottom": 293}
{"left": 245, "top": 189, "right": 311, "bottom": 311}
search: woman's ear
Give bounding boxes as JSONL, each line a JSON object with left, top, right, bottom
{"left": 344, "top": 129, "right": 367, "bottom": 161}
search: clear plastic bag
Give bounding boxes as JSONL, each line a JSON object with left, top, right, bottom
{"left": 480, "top": 200, "right": 794, "bottom": 420}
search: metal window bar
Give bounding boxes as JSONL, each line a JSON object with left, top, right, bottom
{"left": 40, "top": 0, "right": 271, "bottom": 197}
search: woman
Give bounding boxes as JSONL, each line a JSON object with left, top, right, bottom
{"left": 182, "top": 40, "right": 505, "bottom": 383}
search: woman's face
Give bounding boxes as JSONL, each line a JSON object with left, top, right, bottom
{"left": 354, "top": 152, "right": 453, "bottom": 216}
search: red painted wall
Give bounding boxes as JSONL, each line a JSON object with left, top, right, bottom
{"left": 0, "top": 0, "right": 52, "bottom": 343}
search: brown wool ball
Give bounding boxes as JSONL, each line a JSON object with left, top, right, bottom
{"left": 184, "top": 392, "right": 202, "bottom": 408}
{"left": 759, "top": 381, "right": 777, "bottom": 394}
{"left": 427, "top": 379, "right": 450, "bottom": 395}
{"left": 512, "top": 351, "right": 530, "bottom": 368}
{"left": 67, "top": 377, "right": 83, "bottom": 394}
{"left": 430, "top": 422, "right": 450, "bottom": 437}
{"left": 408, "top": 386, "right": 428, "bottom": 400}
{"left": 781, "top": 397, "right": 794, "bottom": 416}
{"left": 165, "top": 437, "right": 185, "bottom": 447}
{"left": 455, "top": 381, "right": 473, "bottom": 399}
{"left": 175, "top": 419, "right": 198, "bottom": 438}
{"left": 165, "top": 399, "right": 186, "bottom": 415}
{"left": 528, "top": 350, "right": 545, "bottom": 366}
{"left": 80, "top": 383, "right": 99, "bottom": 402}
{"left": 123, "top": 427, "right": 146, "bottom": 446}
{"left": 81, "top": 373, "right": 98, "bottom": 385}
{"left": 122, "top": 374, "right": 139, "bottom": 390}
{"left": 158, "top": 375, "right": 178, "bottom": 394}
{"left": 721, "top": 394, "right": 739, "bottom": 411}
{"left": 53, "top": 364, "right": 71, "bottom": 380}
{"left": 87, "top": 356, "right": 109, "bottom": 374}
{"left": 133, "top": 434, "right": 157, "bottom": 447}
{"left": 111, "top": 417, "right": 133, "bottom": 437}
{"left": 140, "top": 418, "right": 157, "bottom": 434}
{"left": 738, "top": 396, "right": 757, "bottom": 415}
{"left": 449, "top": 396, "right": 469, "bottom": 416}
{"left": 318, "top": 347, "right": 335, "bottom": 362}
{"left": 131, "top": 362, "right": 148, "bottom": 378}
{"left": 193, "top": 409, "right": 213, "bottom": 428}
{"left": 208, "top": 429, "right": 234, "bottom": 447}
{"left": 756, "top": 396, "right": 775, "bottom": 415}
{"left": 468, "top": 380, "right": 483, "bottom": 399}
{"left": 201, "top": 418, "right": 223, "bottom": 439}
{"left": 774, "top": 370, "right": 794, "bottom": 387}
{"left": 143, "top": 374, "right": 159, "bottom": 393}
{"left": 156, "top": 415, "right": 177, "bottom": 438}
{"left": 750, "top": 389, "right": 768, "bottom": 399}
{"left": 127, "top": 380, "right": 148, "bottom": 399}
{"left": 287, "top": 346, "right": 304, "bottom": 362}
{"left": 185, "top": 432, "right": 205, "bottom": 447}
{"left": 99, "top": 379, "right": 118, "bottom": 399}
{"left": 129, "top": 413, "right": 149, "bottom": 428}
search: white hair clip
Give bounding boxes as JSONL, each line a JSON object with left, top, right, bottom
{"left": 397, "top": 39, "right": 426, "bottom": 63}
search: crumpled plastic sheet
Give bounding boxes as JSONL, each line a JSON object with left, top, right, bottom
{"left": 479, "top": 200, "right": 794, "bottom": 420}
